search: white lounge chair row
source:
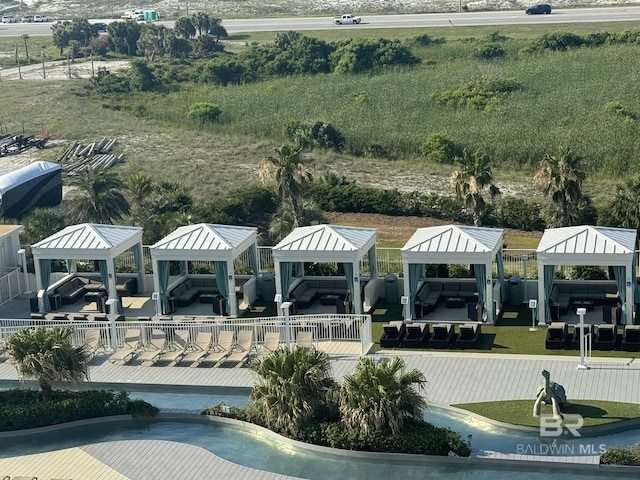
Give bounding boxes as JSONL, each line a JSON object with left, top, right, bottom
{"left": 109, "top": 328, "right": 262, "bottom": 367}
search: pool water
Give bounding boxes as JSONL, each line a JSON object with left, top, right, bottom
{"left": 1, "top": 385, "right": 639, "bottom": 480}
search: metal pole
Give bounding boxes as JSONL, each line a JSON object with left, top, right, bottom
{"left": 577, "top": 307, "right": 589, "bottom": 370}
{"left": 282, "top": 301, "right": 292, "bottom": 350}
{"left": 529, "top": 298, "right": 538, "bottom": 332}
{"left": 521, "top": 255, "right": 528, "bottom": 303}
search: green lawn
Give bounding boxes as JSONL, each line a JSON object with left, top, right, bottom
{"left": 453, "top": 399, "right": 640, "bottom": 428}
{"left": 372, "top": 303, "right": 639, "bottom": 358}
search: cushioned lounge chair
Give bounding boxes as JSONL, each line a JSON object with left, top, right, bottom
{"left": 379, "top": 321, "right": 405, "bottom": 348}
{"left": 456, "top": 323, "right": 481, "bottom": 349}
{"left": 221, "top": 330, "right": 254, "bottom": 367}
{"left": 402, "top": 323, "right": 429, "bottom": 348}
{"left": 109, "top": 328, "right": 142, "bottom": 364}
{"left": 179, "top": 331, "right": 212, "bottom": 366}
{"left": 296, "top": 331, "right": 315, "bottom": 350}
{"left": 570, "top": 324, "right": 594, "bottom": 350}
{"left": 594, "top": 324, "right": 617, "bottom": 351}
{"left": 160, "top": 330, "right": 190, "bottom": 363}
{"left": 545, "top": 322, "right": 568, "bottom": 350}
{"left": 135, "top": 329, "right": 168, "bottom": 365}
{"left": 83, "top": 328, "right": 102, "bottom": 361}
{"left": 621, "top": 325, "right": 640, "bottom": 352}
{"left": 201, "top": 330, "right": 235, "bottom": 365}
{"left": 429, "top": 323, "right": 454, "bottom": 349}
{"left": 256, "top": 331, "right": 281, "bottom": 360}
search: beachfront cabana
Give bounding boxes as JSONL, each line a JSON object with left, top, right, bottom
{"left": 536, "top": 225, "right": 637, "bottom": 325}
{"left": 272, "top": 224, "right": 378, "bottom": 315}
{"left": 401, "top": 225, "right": 505, "bottom": 323}
{"left": 149, "top": 223, "right": 259, "bottom": 317}
{"left": 31, "top": 224, "right": 145, "bottom": 313}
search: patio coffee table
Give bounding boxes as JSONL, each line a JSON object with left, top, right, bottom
{"left": 444, "top": 297, "right": 465, "bottom": 309}
{"left": 572, "top": 299, "right": 594, "bottom": 311}
{"left": 320, "top": 294, "right": 342, "bottom": 306}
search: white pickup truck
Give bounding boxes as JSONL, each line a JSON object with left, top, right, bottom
{"left": 334, "top": 14, "right": 361, "bottom": 25}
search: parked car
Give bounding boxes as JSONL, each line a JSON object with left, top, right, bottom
{"left": 92, "top": 22, "right": 108, "bottom": 31}
{"left": 33, "top": 14, "right": 49, "bottom": 22}
{"left": 1, "top": 15, "right": 17, "bottom": 23}
{"left": 21, "top": 15, "right": 34, "bottom": 22}
{"left": 525, "top": 4, "right": 552, "bottom": 14}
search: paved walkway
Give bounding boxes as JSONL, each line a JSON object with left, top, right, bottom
{"left": 1, "top": 349, "right": 639, "bottom": 479}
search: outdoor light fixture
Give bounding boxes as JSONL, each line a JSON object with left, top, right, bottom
{"left": 576, "top": 307, "right": 589, "bottom": 370}
{"left": 528, "top": 299, "right": 538, "bottom": 332}
{"left": 400, "top": 296, "right": 409, "bottom": 305}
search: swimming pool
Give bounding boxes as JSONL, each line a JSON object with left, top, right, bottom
{"left": 1, "top": 383, "right": 639, "bottom": 480}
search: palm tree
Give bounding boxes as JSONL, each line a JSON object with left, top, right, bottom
{"left": 533, "top": 147, "right": 586, "bottom": 228}
{"left": 21, "top": 208, "right": 66, "bottom": 244}
{"left": 8, "top": 327, "right": 90, "bottom": 401}
{"left": 450, "top": 148, "right": 501, "bottom": 227}
{"left": 268, "top": 199, "right": 324, "bottom": 243}
{"left": 338, "top": 357, "right": 427, "bottom": 435}
{"left": 65, "top": 167, "right": 130, "bottom": 224}
{"left": 126, "top": 172, "right": 154, "bottom": 226}
{"left": 602, "top": 175, "right": 640, "bottom": 235}
{"left": 258, "top": 144, "right": 312, "bottom": 228}
{"left": 249, "top": 348, "right": 337, "bottom": 438}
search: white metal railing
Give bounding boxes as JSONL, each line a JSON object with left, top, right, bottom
{"left": 0, "top": 314, "right": 373, "bottom": 355}
{"left": 0, "top": 267, "right": 22, "bottom": 305}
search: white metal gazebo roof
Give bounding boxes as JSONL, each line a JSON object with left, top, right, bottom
{"left": 150, "top": 223, "right": 258, "bottom": 261}
{"left": 272, "top": 224, "right": 377, "bottom": 263}
{"left": 401, "top": 225, "right": 504, "bottom": 264}
{"left": 536, "top": 225, "right": 638, "bottom": 325}
{"left": 536, "top": 225, "right": 637, "bottom": 265}
{"left": 32, "top": 223, "right": 143, "bottom": 260}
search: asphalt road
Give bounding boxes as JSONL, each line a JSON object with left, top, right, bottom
{"left": 1, "top": 6, "right": 640, "bottom": 37}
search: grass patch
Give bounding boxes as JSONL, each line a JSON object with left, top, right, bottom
{"left": 453, "top": 399, "right": 640, "bottom": 428}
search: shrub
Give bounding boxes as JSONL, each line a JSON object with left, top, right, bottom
{"left": 569, "top": 265, "right": 608, "bottom": 280}
{"left": 435, "top": 76, "right": 520, "bottom": 110}
{"left": 601, "top": 444, "right": 640, "bottom": 465}
{"left": 318, "top": 419, "right": 470, "bottom": 456}
{"left": 405, "top": 34, "right": 445, "bottom": 47}
{"left": 419, "top": 133, "right": 460, "bottom": 164}
{"left": 283, "top": 120, "right": 345, "bottom": 151}
{"left": 474, "top": 43, "right": 506, "bottom": 59}
{"left": 0, "top": 389, "right": 158, "bottom": 431}
{"left": 529, "top": 32, "right": 584, "bottom": 52}
{"left": 188, "top": 102, "right": 222, "bottom": 124}
{"left": 496, "top": 198, "right": 544, "bottom": 231}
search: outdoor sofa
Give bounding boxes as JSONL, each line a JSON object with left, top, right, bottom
{"left": 170, "top": 277, "right": 220, "bottom": 307}
{"left": 289, "top": 279, "right": 349, "bottom": 309}
{"left": 54, "top": 276, "right": 137, "bottom": 304}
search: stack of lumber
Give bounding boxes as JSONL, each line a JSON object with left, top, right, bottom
{"left": 56, "top": 138, "right": 124, "bottom": 175}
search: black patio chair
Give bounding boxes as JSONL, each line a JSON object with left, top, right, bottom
{"left": 545, "top": 322, "right": 568, "bottom": 350}
{"left": 594, "top": 324, "right": 618, "bottom": 351}
{"left": 621, "top": 325, "right": 640, "bottom": 352}
{"left": 403, "top": 323, "right": 429, "bottom": 348}
{"left": 429, "top": 323, "right": 454, "bottom": 349}
{"left": 379, "top": 321, "right": 405, "bottom": 348}
{"left": 570, "top": 324, "right": 594, "bottom": 350}
{"left": 456, "top": 323, "right": 482, "bottom": 349}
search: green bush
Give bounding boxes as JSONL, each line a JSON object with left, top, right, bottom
{"left": 188, "top": 102, "right": 222, "bottom": 124}
{"left": 316, "top": 419, "right": 470, "bottom": 456}
{"left": 496, "top": 198, "right": 544, "bottom": 231}
{"left": 435, "top": 76, "right": 520, "bottom": 110}
{"left": 0, "top": 389, "right": 158, "bottom": 431}
{"left": 474, "top": 43, "right": 506, "bottom": 59}
{"left": 419, "top": 133, "right": 461, "bottom": 164}
{"left": 569, "top": 265, "right": 608, "bottom": 280}
{"left": 601, "top": 444, "right": 640, "bottom": 465}
{"left": 529, "top": 32, "right": 584, "bottom": 52}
